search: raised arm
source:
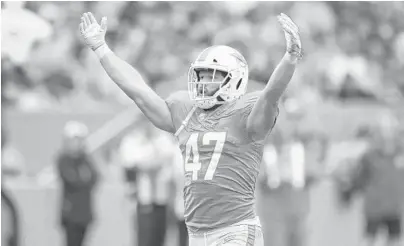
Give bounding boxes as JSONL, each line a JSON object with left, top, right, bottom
{"left": 247, "top": 13, "right": 302, "bottom": 141}
{"left": 79, "top": 12, "right": 175, "bottom": 133}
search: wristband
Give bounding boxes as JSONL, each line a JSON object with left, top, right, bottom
{"left": 285, "top": 52, "right": 300, "bottom": 65}
{"left": 94, "top": 44, "right": 112, "bottom": 59}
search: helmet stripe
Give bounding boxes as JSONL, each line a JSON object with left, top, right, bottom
{"left": 196, "top": 47, "right": 214, "bottom": 62}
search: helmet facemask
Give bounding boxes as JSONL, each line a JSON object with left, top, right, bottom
{"left": 188, "top": 64, "right": 248, "bottom": 109}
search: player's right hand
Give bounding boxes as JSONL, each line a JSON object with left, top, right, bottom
{"left": 79, "top": 12, "right": 107, "bottom": 51}
{"left": 277, "top": 13, "right": 302, "bottom": 60}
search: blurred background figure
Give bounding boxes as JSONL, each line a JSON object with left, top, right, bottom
{"left": 257, "top": 123, "right": 328, "bottom": 246}
{"left": 257, "top": 127, "right": 308, "bottom": 246}
{"left": 346, "top": 113, "right": 404, "bottom": 246}
{"left": 329, "top": 125, "right": 373, "bottom": 210}
{"left": 57, "top": 121, "right": 100, "bottom": 246}
{"left": 171, "top": 147, "right": 189, "bottom": 246}
{"left": 2, "top": 188, "right": 19, "bottom": 246}
{"left": 2, "top": 126, "right": 23, "bottom": 246}
{"left": 119, "top": 121, "right": 175, "bottom": 246}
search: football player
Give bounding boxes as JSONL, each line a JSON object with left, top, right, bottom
{"left": 80, "top": 11, "right": 302, "bottom": 246}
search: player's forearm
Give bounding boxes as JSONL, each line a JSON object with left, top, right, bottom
{"left": 100, "top": 51, "right": 151, "bottom": 100}
{"left": 262, "top": 52, "right": 297, "bottom": 104}
{"left": 99, "top": 51, "right": 175, "bottom": 132}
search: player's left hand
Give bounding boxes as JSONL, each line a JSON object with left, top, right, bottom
{"left": 277, "top": 13, "right": 302, "bottom": 61}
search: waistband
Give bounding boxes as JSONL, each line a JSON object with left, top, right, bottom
{"left": 188, "top": 216, "right": 261, "bottom": 237}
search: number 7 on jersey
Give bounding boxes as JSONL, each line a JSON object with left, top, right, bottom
{"left": 184, "top": 132, "right": 226, "bottom": 181}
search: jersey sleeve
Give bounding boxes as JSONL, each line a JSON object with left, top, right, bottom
{"left": 239, "top": 91, "right": 261, "bottom": 120}
{"left": 165, "top": 90, "right": 192, "bottom": 131}
{"left": 239, "top": 91, "right": 280, "bottom": 135}
{"left": 240, "top": 91, "right": 279, "bottom": 121}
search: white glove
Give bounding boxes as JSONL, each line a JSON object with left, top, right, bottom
{"left": 79, "top": 12, "right": 107, "bottom": 51}
{"left": 277, "top": 13, "right": 302, "bottom": 61}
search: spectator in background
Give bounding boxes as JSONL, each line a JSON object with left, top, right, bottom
{"left": 119, "top": 121, "right": 175, "bottom": 246}
{"left": 332, "top": 125, "right": 373, "bottom": 208}
{"left": 57, "top": 121, "right": 99, "bottom": 246}
{"left": 349, "top": 115, "right": 404, "bottom": 246}
{"left": 256, "top": 127, "right": 328, "bottom": 246}
{"left": 171, "top": 146, "right": 189, "bottom": 246}
{"left": 257, "top": 128, "right": 307, "bottom": 246}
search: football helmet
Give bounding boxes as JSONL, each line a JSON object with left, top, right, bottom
{"left": 188, "top": 45, "right": 249, "bottom": 109}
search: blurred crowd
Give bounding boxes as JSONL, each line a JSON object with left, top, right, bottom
{"left": 2, "top": 1, "right": 404, "bottom": 246}
{"left": 2, "top": 1, "right": 404, "bottom": 112}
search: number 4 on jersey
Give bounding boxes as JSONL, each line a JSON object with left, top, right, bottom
{"left": 184, "top": 132, "right": 226, "bottom": 181}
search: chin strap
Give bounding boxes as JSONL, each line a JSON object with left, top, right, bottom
{"left": 174, "top": 106, "right": 197, "bottom": 138}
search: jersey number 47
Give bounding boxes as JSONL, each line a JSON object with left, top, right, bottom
{"left": 184, "top": 132, "right": 226, "bottom": 181}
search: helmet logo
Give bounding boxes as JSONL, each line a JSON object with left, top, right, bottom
{"left": 229, "top": 52, "right": 247, "bottom": 67}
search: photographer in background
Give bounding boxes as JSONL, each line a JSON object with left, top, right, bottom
{"left": 57, "top": 121, "right": 100, "bottom": 246}
{"left": 349, "top": 115, "right": 404, "bottom": 246}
